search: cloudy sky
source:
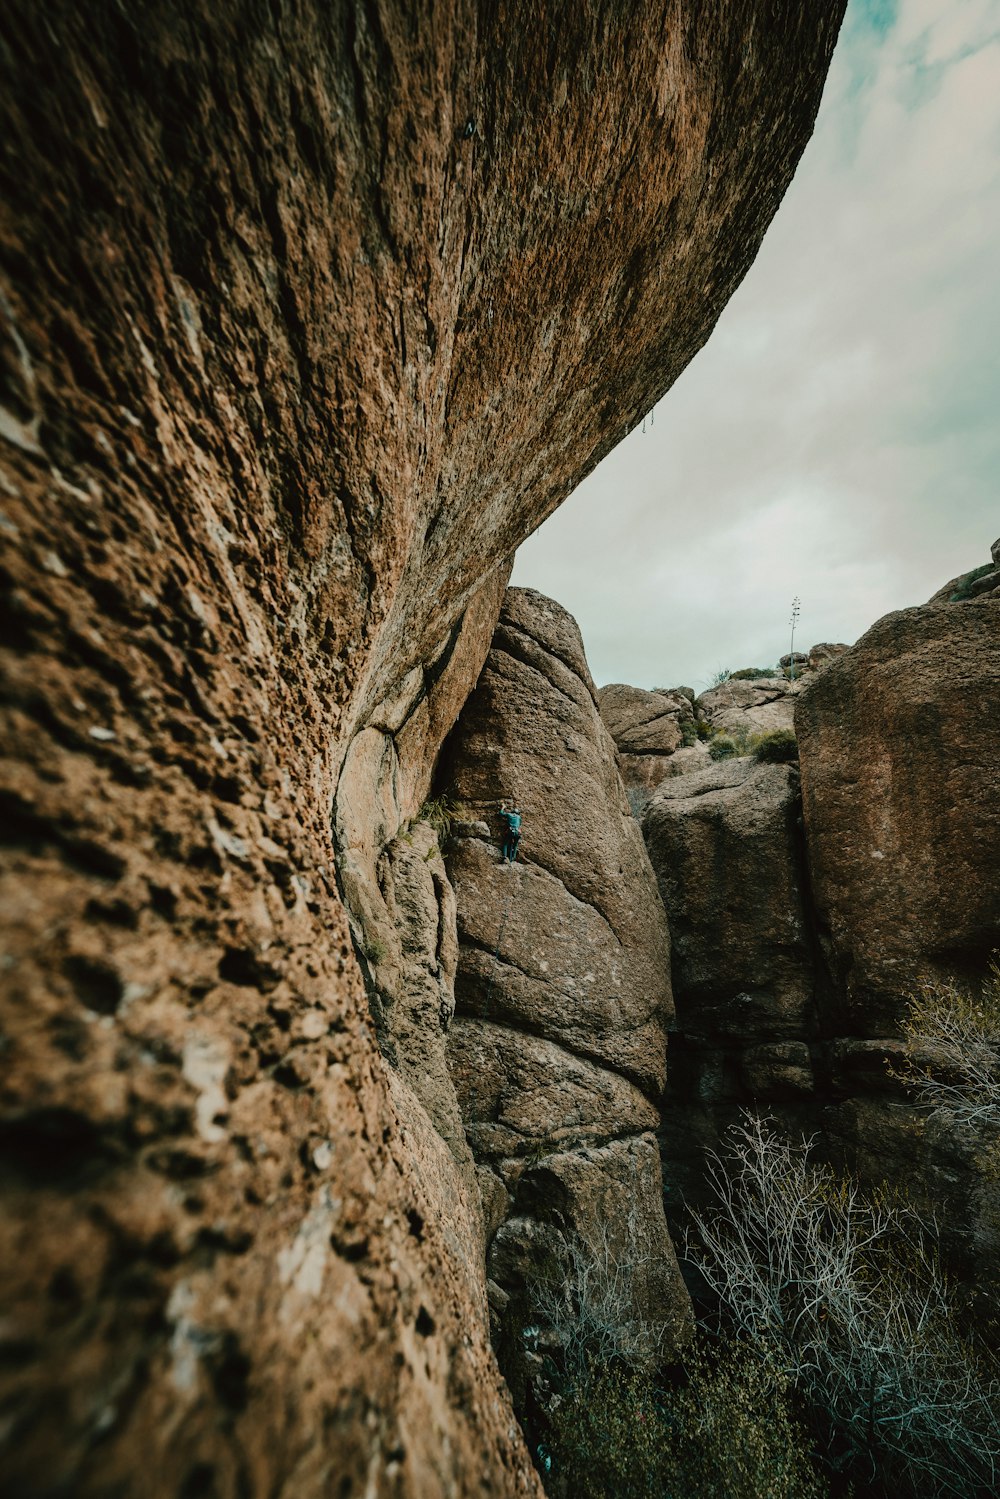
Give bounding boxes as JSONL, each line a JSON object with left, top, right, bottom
{"left": 511, "top": 0, "right": 1000, "bottom": 691}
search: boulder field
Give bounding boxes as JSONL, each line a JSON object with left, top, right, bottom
{"left": 0, "top": 3, "right": 846, "bottom": 1493}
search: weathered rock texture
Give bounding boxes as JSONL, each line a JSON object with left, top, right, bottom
{"left": 0, "top": 2, "right": 844, "bottom": 1491}
{"left": 796, "top": 592, "right": 1000, "bottom": 1031}
{"left": 695, "top": 646, "right": 849, "bottom": 745}
{"left": 644, "top": 759, "right": 814, "bottom": 1041}
{"left": 640, "top": 576, "right": 1000, "bottom": 1329}
{"left": 643, "top": 758, "right": 818, "bottom": 1217}
{"left": 697, "top": 674, "right": 801, "bottom": 737}
{"left": 794, "top": 583, "right": 1000, "bottom": 1327}
{"left": 441, "top": 589, "right": 693, "bottom": 1394}
{"left": 598, "top": 682, "right": 695, "bottom": 811}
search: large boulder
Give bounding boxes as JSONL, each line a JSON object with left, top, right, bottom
{"left": 697, "top": 675, "right": 800, "bottom": 737}
{"left": 442, "top": 589, "right": 693, "bottom": 1390}
{"left": 795, "top": 582, "right": 1000, "bottom": 1328}
{"left": 598, "top": 683, "right": 695, "bottom": 811}
{"left": 0, "top": 3, "right": 845, "bottom": 1490}
{"left": 796, "top": 589, "right": 1000, "bottom": 1031}
{"left": 443, "top": 590, "right": 674, "bottom": 1094}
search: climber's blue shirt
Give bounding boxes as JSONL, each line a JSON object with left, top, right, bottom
{"left": 501, "top": 811, "right": 521, "bottom": 834}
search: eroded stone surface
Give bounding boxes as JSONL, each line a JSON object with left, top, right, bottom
{"left": 0, "top": 1, "right": 845, "bottom": 1489}
{"left": 641, "top": 756, "right": 820, "bottom": 1227}
{"left": 598, "top": 682, "right": 695, "bottom": 811}
{"left": 443, "top": 590, "right": 693, "bottom": 1396}
{"left": 644, "top": 758, "right": 815, "bottom": 1039}
{"left": 796, "top": 590, "right": 1000, "bottom": 1031}
{"left": 697, "top": 675, "right": 801, "bottom": 737}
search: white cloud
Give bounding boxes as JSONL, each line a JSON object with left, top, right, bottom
{"left": 512, "top": 0, "right": 1000, "bottom": 690}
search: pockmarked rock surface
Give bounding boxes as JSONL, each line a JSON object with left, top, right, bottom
{"left": 1, "top": 2, "right": 844, "bottom": 1490}
{"left": 442, "top": 589, "right": 693, "bottom": 1389}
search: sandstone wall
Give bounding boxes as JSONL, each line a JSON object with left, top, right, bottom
{"left": 0, "top": 3, "right": 844, "bottom": 1490}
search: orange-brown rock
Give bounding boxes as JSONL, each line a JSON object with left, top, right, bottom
{"left": 442, "top": 589, "right": 693, "bottom": 1399}
{"left": 0, "top": 3, "right": 844, "bottom": 1491}
{"left": 598, "top": 683, "right": 695, "bottom": 812}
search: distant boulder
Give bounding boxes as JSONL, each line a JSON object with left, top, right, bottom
{"left": 597, "top": 682, "right": 697, "bottom": 813}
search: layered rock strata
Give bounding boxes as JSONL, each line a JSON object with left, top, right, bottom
{"left": 441, "top": 590, "right": 693, "bottom": 1396}
{"left": 0, "top": 2, "right": 844, "bottom": 1490}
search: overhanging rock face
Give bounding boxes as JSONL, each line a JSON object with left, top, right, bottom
{"left": 0, "top": 4, "right": 844, "bottom": 1493}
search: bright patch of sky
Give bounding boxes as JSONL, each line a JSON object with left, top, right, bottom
{"left": 511, "top": 0, "right": 1000, "bottom": 691}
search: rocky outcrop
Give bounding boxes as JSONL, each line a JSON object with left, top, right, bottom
{"left": 697, "top": 674, "right": 801, "bottom": 737}
{"left": 644, "top": 759, "right": 814, "bottom": 1041}
{"left": 441, "top": 589, "right": 693, "bottom": 1394}
{"left": 793, "top": 580, "right": 1000, "bottom": 1326}
{"left": 598, "top": 683, "right": 696, "bottom": 811}
{"left": 642, "top": 758, "right": 817, "bottom": 1216}
{"left": 0, "top": 2, "right": 845, "bottom": 1490}
{"left": 796, "top": 590, "right": 1000, "bottom": 1032}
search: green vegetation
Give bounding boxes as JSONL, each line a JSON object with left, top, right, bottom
{"left": 752, "top": 727, "right": 798, "bottom": 763}
{"left": 363, "top": 935, "right": 386, "bottom": 964}
{"left": 707, "top": 733, "right": 743, "bottom": 761}
{"left": 950, "top": 562, "right": 995, "bottom": 602}
{"left": 730, "top": 666, "right": 781, "bottom": 681}
{"left": 416, "top": 793, "right": 462, "bottom": 840}
{"left": 531, "top": 1216, "right": 826, "bottom": 1497}
{"left": 532, "top": 966, "right": 1000, "bottom": 1497}
{"left": 709, "top": 667, "right": 732, "bottom": 686}
{"left": 544, "top": 1343, "right": 827, "bottom": 1499}
{"left": 707, "top": 726, "right": 799, "bottom": 763}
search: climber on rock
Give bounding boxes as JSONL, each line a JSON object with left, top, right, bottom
{"left": 499, "top": 801, "right": 522, "bottom": 863}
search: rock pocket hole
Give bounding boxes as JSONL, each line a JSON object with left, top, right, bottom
{"left": 63, "top": 954, "right": 123, "bottom": 1015}
{"left": 415, "top": 1305, "right": 435, "bottom": 1337}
